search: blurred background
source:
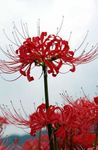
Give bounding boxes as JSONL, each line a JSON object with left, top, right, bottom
{"left": 0, "top": 0, "right": 98, "bottom": 135}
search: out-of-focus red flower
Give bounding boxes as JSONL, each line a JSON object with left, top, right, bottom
{"left": 0, "top": 139, "right": 10, "bottom": 150}
{"left": 21, "top": 134, "right": 49, "bottom": 150}
{"left": 54, "top": 96, "right": 98, "bottom": 149}
{"left": 73, "top": 133, "right": 96, "bottom": 149}
{"left": 0, "top": 27, "right": 98, "bottom": 81}
{"left": 29, "top": 103, "right": 60, "bottom": 136}
{"left": 0, "top": 145, "right": 7, "bottom": 150}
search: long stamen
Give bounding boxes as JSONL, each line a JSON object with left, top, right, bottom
{"left": 13, "top": 21, "right": 26, "bottom": 39}
{"left": 24, "top": 23, "right": 29, "bottom": 37}
{"left": 3, "top": 29, "right": 19, "bottom": 46}
{"left": 20, "top": 20, "right": 27, "bottom": 39}
{"left": 56, "top": 16, "right": 64, "bottom": 35}
{"left": 12, "top": 31, "right": 21, "bottom": 46}
{"left": 74, "top": 30, "right": 89, "bottom": 52}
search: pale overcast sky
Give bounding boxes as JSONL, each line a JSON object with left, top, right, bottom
{"left": 0, "top": 0, "right": 98, "bottom": 135}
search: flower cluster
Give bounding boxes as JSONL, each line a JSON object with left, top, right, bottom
{"left": 1, "top": 96, "right": 98, "bottom": 149}
{"left": 28, "top": 97, "right": 98, "bottom": 149}
{"left": 0, "top": 30, "right": 98, "bottom": 81}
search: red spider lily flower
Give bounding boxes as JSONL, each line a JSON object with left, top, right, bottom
{"left": 29, "top": 103, "right": 61, "bottom": 136}
{"left": 21, "top": 134, "right": 49, "bottom": 150}
{"left": 53, "top": 97, "right": 98, "bottom": 149}
{"left": 0, "top": 24, "right": 98, "bottom": 81}
{"left": 0, "top": 102, "right": 60, "bottom": 134}
{"left": 72, "top": 98, "right": 98, "bottom": 134}
{"left": 55, "top": 96, "right": 98, "bottom": 148}
{"left": 55, "top": 103, "right": 81, "bottom": 140}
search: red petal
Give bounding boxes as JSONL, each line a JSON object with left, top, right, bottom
{"left": 27, "top": 65, "right": 34, "bottom": 81}
{"left": 70, "top": 64, "right": 76, "bottom": 72}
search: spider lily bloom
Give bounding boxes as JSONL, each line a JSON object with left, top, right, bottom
{"left": 0, "top": 24, "right": 98, "bottom": 81}
{"left": 55, "top": 104, "right": 77, "bottom": 143}
{"left": 55, "top": 97, "right": 98, "bottom": 149}
{"left": 72, "top": 97, "right": 98, "bottom": 134}
{"left": 69, "top": 97, "right": 98, "bottom": 134}
{"left": 29, "top": 103, "right": 61, "bottom": 136}
{"left": 0, "top": 102, "right": 60, "bottom": 135}
{"left": 0, "top": 31, "right": 73, "bottom": 81}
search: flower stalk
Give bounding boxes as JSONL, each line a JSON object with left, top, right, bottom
{"left": 42, "top": 65, "right": 49, "bottom": 109}
{"left": 42, "top": 64, "right": 54, "bottom": 150}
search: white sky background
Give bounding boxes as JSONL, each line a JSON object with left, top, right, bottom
{"left": 0, "top": 0, "right": 98, "bottom": 135}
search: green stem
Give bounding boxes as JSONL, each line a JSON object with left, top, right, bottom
{"left": 42, "top": 65, "right": 54, "bottom": 150}
{"left": 42, "top": 65, "right": 49, "bottom": 109}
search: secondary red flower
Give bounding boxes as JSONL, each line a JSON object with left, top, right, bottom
{"left": 55, "top": 96, "right": 98, "bottom": 149}
{"left": 29, "top": 103, "right": 60, "bottom": 136}
{"left": 0, "top": 24, "right": 98, "bottom": 81}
